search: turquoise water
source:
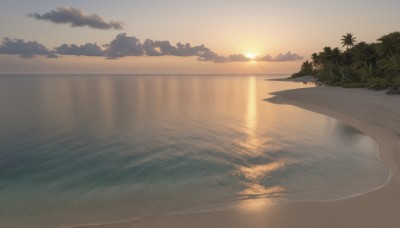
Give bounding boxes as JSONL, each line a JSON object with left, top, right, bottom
{"left": 0, "top": 75, "right": 388, "bottom": 227}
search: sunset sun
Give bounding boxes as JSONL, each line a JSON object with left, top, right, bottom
{"left": 246, "top": 53, "right": 257, "bottom": 60}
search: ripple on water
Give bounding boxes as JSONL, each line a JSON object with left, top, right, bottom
{"left": 0, "top": 75, "right": 389, "bottom": 228}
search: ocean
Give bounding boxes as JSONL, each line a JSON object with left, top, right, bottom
{"left": 0, "top": 74, "right": 389, "bottom": 227}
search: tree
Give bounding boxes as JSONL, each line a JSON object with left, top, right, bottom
{"left": 379, "top": 54, "right": 400, "bottom": 81}
{"left": 291, "top": 60, "right": 314, "bottom": 78}
{"left": 376, "top": 32, "right": 400, "bottom": 57}
{"left": 294, "top": 31, "right": 400, "bottom": 90}
{"left": 358, "top": 64, "right": 377, "bottom": 82}
{"left": 341, "top": 33, "right": 357, "bottom": 50}
{"left": 350, "top": 42, "right": 378, "bottom": 69}
{"left": 310, "top": 47, "right": 343, "bottom": 83}
{"left": 300, "top": 60, "right": 314, "bottom": 75}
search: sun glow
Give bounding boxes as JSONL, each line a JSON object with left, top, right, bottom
{"left": 246, "top": 53, "right": 257, "bottom": 60}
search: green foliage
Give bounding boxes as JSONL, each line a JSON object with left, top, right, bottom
{"left": 376, "top": 32, "right": 400, "bottom": 57}
{"left": 393, "top": 76, "right": 400, "bottom": 89}
{"left": 378, "top": 54, "right": 400, "bottom": 80}
{"left": 293, "top": 32, "right": 400, "bottom": 93}
{"left": 367, "top": 77, "right": 389, "bottom": 90}
{"left": 315, "top": 70, "right": 329, "bottom": 82}
{"left": 350, "top": 42, "right": 379, "bottom": 74}
{"left": 331, "top": 81, "right": 343, "bottom": 87}
{"left": 291, "top": 60, "right": 315, "bottom": 78}
{"left": 356, "top": 64, "right": 381, "bottom": 82}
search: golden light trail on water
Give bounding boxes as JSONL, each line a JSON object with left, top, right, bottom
{"left": 237, "top": 77, "right": 285, "bottom": 199}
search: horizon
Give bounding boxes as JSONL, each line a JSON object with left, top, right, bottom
{"left": 0, "top": 73, "right": 291, "bottom": 76}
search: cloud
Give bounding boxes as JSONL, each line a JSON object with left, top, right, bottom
{"left": 104, "top": 33, "right": 144, "bottom": 58}
{"left": 197, "top": 50, "right": 228, "bottom": 63}
{"left": 55, "top": 43, "right": 104, "bottom": 56}
{"left": 258, "top": 52, "right": 303, "bottom": 62}
{"left": 257, "top": 54, "right": 273, "bottom": 61}
{"left": 143, "top": 39, "right": 165, "bottom": 56}
{"left": 29, "top": 6, "right": 124, "bottom": 30}
{"left": 47, "top": 52, "right": 59, "bottom": 58}
{"left": 169, "top": 42, "right": 209, "bottom": 56}
{"left": 0, "top": 38, "right": 57, "bottom": 58}
{"left": 0, "top": 34, "right": 303, "bottom": 63}
{"left": 274, "top": 52, "right": 303, "bottom": 61}
{"left": 143, "top": 39, "right": 213, "bottom": 58}
{"left": 228, "top": 54, "right": 252, "bottom": 62}
{"left": 104, "top": 34, "right": 222, "bottom": 60}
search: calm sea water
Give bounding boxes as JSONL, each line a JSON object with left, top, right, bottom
{"left": 0, "top": 75, "right": 389, "bottom": 227}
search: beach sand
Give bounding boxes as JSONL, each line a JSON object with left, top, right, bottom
{"left": 81, "top": 86, "right": 400, "bottom": 228}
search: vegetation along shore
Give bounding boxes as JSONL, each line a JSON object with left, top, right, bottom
{"left": 292, "top": 32, "right": 400, "bottom": 94}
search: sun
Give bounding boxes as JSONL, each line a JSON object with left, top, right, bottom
{"left": 246, "top": 53, "right": 257, "bottom": 60}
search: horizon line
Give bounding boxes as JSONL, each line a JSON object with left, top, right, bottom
{"left": 0, "top": 73, "right": 291, "bottom": 76}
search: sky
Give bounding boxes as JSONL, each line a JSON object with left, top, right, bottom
{"left": 0, "top": 0, "right": 399, "bottom": 74}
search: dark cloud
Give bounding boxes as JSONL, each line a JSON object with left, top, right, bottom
{"left": 274, "top": 52, "right": 303, "bottom": 61}
{"left": 104, "top": 33, "right": 144, "bottom": 58}
{"left": 0, "top": 34, "right": 303, "bottom": 63}
{"left": 258, "top": 52, "right": 303, "bottom": 62}
{"left": 170, "top": 43, "right": 209, "bottom": 56}
{"left": 107, "top": 35, "right": 220, "bottom": 60}
{"left": 213, "top": 55, "right": 229, "bottom": 63}
{"left": 0, "top": 38, "right": 57, "bottom": 58}
{"left": 29, "top": 6, "right": 124, "bottom": 30}
{"left": 143, "top": 39, "right": 165, "bottom": 56}
{"left": 55, "top": 43, "right": 104, "bottom": 56}
{"left": 197, "top": 50, "right": 228, "bottom": 63}
{"left": 47, "top": 52, "right": 59, "bottom": 58}
{"left": 143, "top": 39, "right": 213, "bottom": 58}
{"left": 153, "top": 41, "right": 173, "bottom": 55}
{"left": 257, "top": 54, "right": 273, "bottom": 61}
{"left": 228, "top": 54, "right": 252, "bottom": 62}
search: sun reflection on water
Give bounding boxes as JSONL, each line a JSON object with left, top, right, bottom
{"left": 239, "top": 163, "right": 286, "bottom": 197}
{"left": 237, "top": 76, "right": 286, "bottom": 198}
{"left": 240, "top": 76, "right": 259, "bottom": 152}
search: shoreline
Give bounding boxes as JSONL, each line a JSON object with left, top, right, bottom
{"left": 266, "top": 75, "right": 317, "bottom": 83}
{"left": 79, "top": 86, "right": 400, "bottom": 228}
{"left": 266, "top": 87, "right": 396, "bottom": 198}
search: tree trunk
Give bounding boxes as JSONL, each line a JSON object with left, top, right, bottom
{"left": 340, "top": 67, "right": 346, "bottom": 82}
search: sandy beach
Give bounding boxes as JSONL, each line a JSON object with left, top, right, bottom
{"left": 84, "top": 85, "right": 400, "bottom": 228}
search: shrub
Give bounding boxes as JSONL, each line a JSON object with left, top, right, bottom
{"left": 392, "top": 76, "right": 400, "bottom": 89}
{"left": 367, "top": 77, "right": 389, "bottom": 90}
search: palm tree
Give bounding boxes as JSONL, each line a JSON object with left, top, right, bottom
{"left": 376, "top": 32, "right": 400, "bottom": 57}
{"left": 298, "top": 31, "right": 400, "bottom": 88}
{"left": 378, "top": 54, "right": 400, "bottom": 81}
{"left": 341, "top": 33, "right": 357, "bottom": 50}
{"left": 350, "top": 42, "right": 368, "bottom": 69}
{"left": 357, "top": 64, "right": 377, "bottom": 82}
{"left": 317, "top": 47, "right": 342, "bottom": 82}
